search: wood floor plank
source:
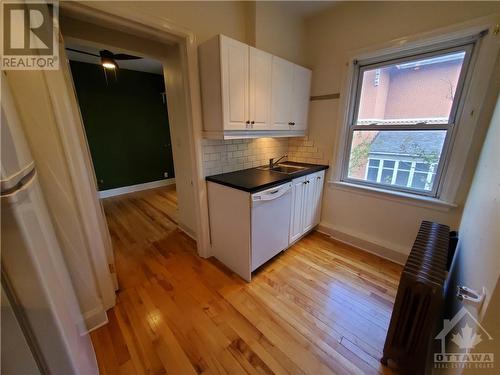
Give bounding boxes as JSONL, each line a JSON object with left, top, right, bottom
{"left": 93, "top": 186, "right": 402, "bottom": 374}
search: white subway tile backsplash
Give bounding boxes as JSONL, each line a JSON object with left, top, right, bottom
{"left": 201, "top": 136, "right": 328, "bottom": 176}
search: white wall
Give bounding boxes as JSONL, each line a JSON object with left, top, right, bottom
{"left": 254, "top": 2, "right": 307, "bottom": 65}
{"left": 303, "top": 1, "right": 500, "bottom": 260}
{"left": 102, "top": 1, "right": 250, "bottom": 46}
{"left": 448, "top": 70, "right": 500, "bottom": 318}
{"left": 442, "top": 55, "right": 500, "bottom": 375}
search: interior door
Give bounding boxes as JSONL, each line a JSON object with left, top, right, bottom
{"left": 249, "top": 47, "right": 272, "bottom": 130}
{"left": 270, "top": 56, "right": 294, "bottom": 130}
{"left": 291, "top": 65, "right": 312, "bottom": 130}
{"left": 220, "top": 36, "right": 249, "bottom": 130}
{"left": 289, "top": 176, "right": 306, "bottom": 244}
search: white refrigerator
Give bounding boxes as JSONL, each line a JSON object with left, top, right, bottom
{"left": 1, "top": 76, "right": 99, "bottom": 374}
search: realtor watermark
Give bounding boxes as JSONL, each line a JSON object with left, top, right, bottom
{"left": 1, "top": 0, "right": 59, "bottom": 70}
{"left": 434, "top": 307, "right": 494, "bottom": 370}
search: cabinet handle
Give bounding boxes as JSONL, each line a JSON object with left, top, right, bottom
{"left": 317, "top": 176, "right": 321, "bottom": 180}
{"left": 246, "top": 120, "right": 250, "bottom": 124}
{"left": 292, "top": 122, "right": 296, "bottom": 126}
{"left": 289, "top": 122, "right": 294, "bottom": 126}
{"left": 251, "top": 121, "right": 255, "bottom": 125}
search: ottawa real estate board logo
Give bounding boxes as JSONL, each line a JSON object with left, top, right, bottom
{"left": 434, "top": 307, "right": 494, "bottom": 370}
{"left": 1, "top": 0, "right": 59, "bottom": 70}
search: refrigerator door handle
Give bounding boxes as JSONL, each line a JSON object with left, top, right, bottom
{"left": 0, "top": 168, "right": 36, "bottom": 197}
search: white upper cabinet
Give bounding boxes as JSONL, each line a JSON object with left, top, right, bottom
{"left": 220, "top": 36, "right": 249, "bottom": 130}
{"left": 270, "top": 59, "right": 312, "bottom": 131}
{"left": 270, "top": 56, "right": 294, "bottom": 130}
{"left": 291, "top": 65, "right": 312, "bottom": 130}
{"left": 199, "top": 35, "right": 312, "bottom": 139}
{"left": 249, "top": 47, "right": 272, "bottom": 130}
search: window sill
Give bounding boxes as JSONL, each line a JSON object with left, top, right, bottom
{"left": 328, "top": 180, "right": 458, "bottom": 212}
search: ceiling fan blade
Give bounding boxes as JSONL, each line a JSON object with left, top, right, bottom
{"left": 65, "top": 47, "right": 100, "bottom": 58}
{"left": 113, "top": 53, "right": 142, "bottom": 60}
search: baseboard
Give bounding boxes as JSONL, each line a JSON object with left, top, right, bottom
{"left": 83, "top": 306, "right": 108, "bottom": 332}
{"left": 178, "top": 222, "right": 197, "bottom": 241}
{"left": 99, "top": 178, "right": 175, "bottom": 198}
{"left": 315, "top": 223, "right": 407, "bottom": 265}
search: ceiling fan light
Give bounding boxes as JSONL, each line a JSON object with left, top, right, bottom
{"left": 101, "top": 56, "right": 117, "bottom": 69}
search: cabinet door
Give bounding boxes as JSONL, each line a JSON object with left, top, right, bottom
{"left": 271, "top": 56, "right": 294, "bottom": 130}
{"left": 249, "top": 48, "right": 272, "bottom": 130}
{"left": 220, "top": 36, "right": 249, "bottom": 130}
{"left": 289, "top": 177, "right": 306, "bottom": 244}
{"left": 291, "top": 65, "right": 312, "bottom": 130}
{"left": 312, "top": 170, "right": 325, "bottom": 226}
{"left": 302, "top": 173, "right": 317, "bottom": 234}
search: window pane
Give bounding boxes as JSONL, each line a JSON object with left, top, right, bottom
{"left": 381, "top": 169, "right": 393, "bottom": 184}
{"left": 347, "top": 130, "right": 446, "bottom": 192}
{"left": 383, "top": 160, "right": 395, "bottom": 168}
{"left": 367, "top": 167, "right": 378, "bottom": 182}
{"left": 411, "top": 172, "right": 428, "bottom": 189}
{"left": 415, "top": 162, "right": 431, "bottom": 172}
{"left": 356, "top": 50, "right": 466, "bottom": 125}
{"left": 368, "top": 159, "right": 380, "bottom": 167}
{"left": 399, "top": 161, "right": 412, "bottom": 170}
{"left": 395, "top": 170, "right": 410, "bottom": 186}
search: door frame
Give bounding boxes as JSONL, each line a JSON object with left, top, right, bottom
{"left": 57, "top": 2, "right": 211, "bottom": 260}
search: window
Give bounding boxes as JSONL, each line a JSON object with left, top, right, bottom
{"left": 342, "top": 38, "right": 477, "bottom": 197}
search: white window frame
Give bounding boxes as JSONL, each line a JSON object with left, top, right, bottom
{"left": 340, "top": 35, "right": 480, "bottom": 198}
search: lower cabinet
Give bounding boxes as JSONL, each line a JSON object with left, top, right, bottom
{"left": 289, "top": 170, "right": 325, "bottom": 245}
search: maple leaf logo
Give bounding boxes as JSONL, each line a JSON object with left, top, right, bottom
{"left": 451, "top": 324, "right": 483, "bottom": 350}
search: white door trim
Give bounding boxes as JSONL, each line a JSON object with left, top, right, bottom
{"left": 57, "top": 2, "right": 211, "bottom": 259}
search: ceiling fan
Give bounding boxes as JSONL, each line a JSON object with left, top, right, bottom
{"left": 66, "top": 47, "right": 142, "bottom": 69}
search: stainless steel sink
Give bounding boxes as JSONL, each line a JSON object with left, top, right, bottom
{"left": 258, "top": 164, "right": 307, "bottom": 174}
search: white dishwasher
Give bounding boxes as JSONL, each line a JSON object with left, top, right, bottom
{"left": 251, "top": 182, "right": 292, "bottom": 271}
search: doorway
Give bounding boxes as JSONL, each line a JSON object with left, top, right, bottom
{"left": 57, "top": 11, "right": 210, "bottom": 296}
{"left": 64, "top": 39, "right": 183, "bottom": 289}
{"left": 66, "top": 43, "right": 177, "bottom": 198}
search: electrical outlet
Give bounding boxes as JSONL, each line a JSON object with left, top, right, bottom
{"left": 164, "top": 172, "right": 169, "bottom": 178}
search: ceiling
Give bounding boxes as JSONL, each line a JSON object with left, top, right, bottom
{"left": 287, "top": 1, "right": 339, "bottom": 19}
{"left": 65, "top": 42, "right": 164, "bottom": 75}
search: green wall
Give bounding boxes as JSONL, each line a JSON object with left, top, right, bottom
{"left": 69, "top": 60, "right": 175, "bottom": 191}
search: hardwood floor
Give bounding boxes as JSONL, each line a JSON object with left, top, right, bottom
{"left": 94, "top": 185, "right": 402, "bottom": 375}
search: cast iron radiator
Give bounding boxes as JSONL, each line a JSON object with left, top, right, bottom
{"left": 381, "top": 221, "right": 450, "bottom": 374}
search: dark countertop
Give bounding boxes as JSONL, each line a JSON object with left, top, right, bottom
{"left": 205, "top": 161, "right": 329, "bottom": 193}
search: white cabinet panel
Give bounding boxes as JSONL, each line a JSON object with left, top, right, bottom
{"left": 302, "top": 173, "right": 317, "bottom": 233}
{"left": 313, "top": 170, "right": 325, "bottom": 226}
{"left": 289, "top": 171, "right": 326, "bottom": 245}
{"left": 292, "top": 65, "right": 312, "bottom": 131}
{"left": 249, "top": 47, "right": 272, "bottom": 130}
{"left": 289, "top": 176, "right": 306, "bottom": 244}
{"left": 271, "top": 56, "right": 294, "bottom": 130}
{"left": 221, "top": 36, "right": 248, "bottom": 130}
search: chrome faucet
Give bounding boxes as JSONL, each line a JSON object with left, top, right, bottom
{"left": 269, "top": 154, "right": 288, "bottom": 169}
